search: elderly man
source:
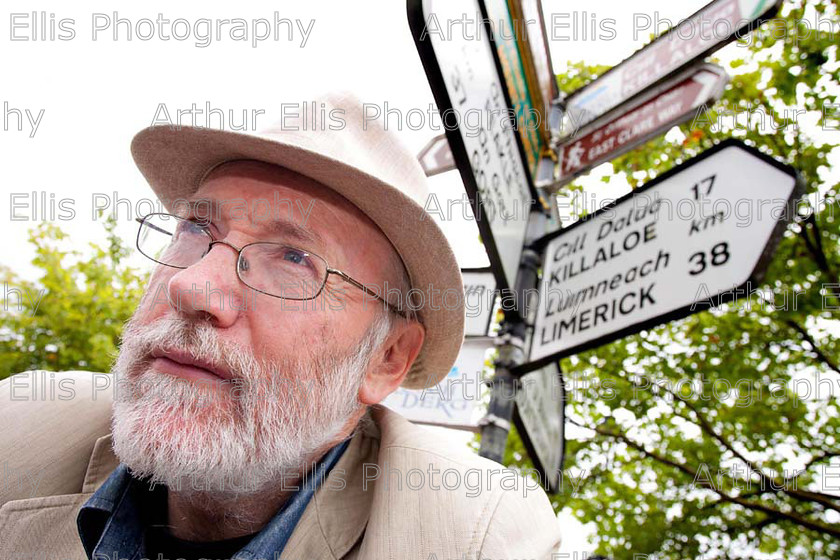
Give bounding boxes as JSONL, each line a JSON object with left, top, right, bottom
{"left": 0, "top": 93, "right": 561, "bottom": 559}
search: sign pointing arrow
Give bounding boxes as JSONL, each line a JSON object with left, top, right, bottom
{"left": 418, "top": 134, "right": 456, "bottom": 177}
{"left": 519, "top": 139, "right": 803, "bottom": 373}
{"left": 514, "top": 362, "right": 566, "bottom": 493}
{"left": 561, "top": 0, "right": 784, "bottom": 136}
{"left": 555, "top": 63, "right": 729, "bottom": 188}
{"left": 408, "top": 0, "right": 538, "bottom": 294}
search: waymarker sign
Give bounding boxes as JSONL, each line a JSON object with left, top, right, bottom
{"left": 514, "top": 362, "right": 566, "bottom": 493}
{"left": 383, "top": 338, "right": 493, "bottom": 431}
{"left": 462, "top": 268, "right": 497, "bottom": 337}
{"left": 521, "top": 139, "right": 802, "bottom": 372}
{"left": 556, "top": 63, "right": 728, "bottom": 187}
{"left": 418, "top": 134, "right": 456, "bottom": 177}
{"left": 408, "top": 0, "right": 538, "bottom": 295}
{"left": 561, "top": 0, "right": 784, "bottom": 135}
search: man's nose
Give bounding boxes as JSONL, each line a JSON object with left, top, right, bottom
{"left": 166, "top": 241, "right": 246, "bottom": 328}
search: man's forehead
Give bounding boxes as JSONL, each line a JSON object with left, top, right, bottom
{"left": 188, "top": 161, "right": 320, "bottom": 219}
{"left": 180, "top": 159, "right": 394, "bottom": 266}
{"left": 176, "top": 193, "right": 324, "bottom": 247}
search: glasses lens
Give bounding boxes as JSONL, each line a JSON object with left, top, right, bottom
{"left": 137, "top": 214, "right": 210, "bottom": 268}
{"left": 238, "top": 242, "right": 328, "bottom": 299}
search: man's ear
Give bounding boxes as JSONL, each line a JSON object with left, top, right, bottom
{"left": 358, "top": 320, "right": 425, "bottom": 405}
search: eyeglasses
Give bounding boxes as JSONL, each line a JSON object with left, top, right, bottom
{"left": 135, "top": 213, "right": 405, "bottom": 317}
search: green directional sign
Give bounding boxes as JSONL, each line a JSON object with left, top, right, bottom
{"left": 482, "top": 0, "right": 545, "bottom": 182}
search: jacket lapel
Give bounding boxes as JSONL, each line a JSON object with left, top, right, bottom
{"left": 82, "top": 434, "right": 121, "bottom": 493}
{"left": 0, "top": 434, "right": 118, "bottom": 560}
{"left": 281, "top": 413, "right": 380, "bottom": 559}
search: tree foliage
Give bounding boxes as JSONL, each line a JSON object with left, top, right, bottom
{"left": 503, "top": 0, "right": 840, "bottom": 558}
{"left": 0, "top": 216, "right": 146, "bottom": 379}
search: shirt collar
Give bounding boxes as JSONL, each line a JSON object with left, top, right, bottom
{"left": 77, "top": 439, "right": 351, "bottom": 560}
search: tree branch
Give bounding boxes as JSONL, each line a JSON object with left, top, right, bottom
{"left": 569, "top": 417, "right": 840, "bottom": 539}
{"left": 784, "top": 319, "right": 840, "bottom": 377}
{"left": 608, "top": 368, "right": 840, "bottom": 514}
{"left": 801, "top": 213, "right": 840, "bottom": 293}
{"left": 602, "top": 368, "right": 775, "bottom": 490}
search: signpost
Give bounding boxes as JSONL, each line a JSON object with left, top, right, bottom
{"left": 560, "top": 0, "right": 784, "bottom": 136}
{"left": 409, "top": 0, "right": 799, "bottom": 503}
{"left": 418, "top": 134, "right": 456, "bottom": 177}
{"left": 408, "top": 0, "right": 538, "bottom": 295}
{"left": 383, "top": 338, "right": 493, "bottom": 431}
{"left": 555, "top": 63, "right": 728, "bottom": 188}
{"left": 484, "top": 0, "right": 560, "bottom": 187}
{"left": 513, "top": 0, "right": 558, "bottom": 131}
{"left": 482, "top": 0, "right": 548, "bottom": 182}
{"left": 520, "top": 139, "right": 802, "bottom": 372}
{"left": 463, "top": 268, "right": 497, "bottom": 337}
{"left": 514, "top": 362, "right": 566, "bottom": 493}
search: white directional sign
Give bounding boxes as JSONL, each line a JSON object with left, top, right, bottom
{"left": 524, "top": 140, "right": 801, "bottom": 369}
{"left": 561, "top": 0, "right": 783, "bottom": 136}
{"left": 515, "top": 362, "right": 565, "bottom": 493}
{"left": 463, "top": 269, "right": 497, "bottom": 337}
{"left": 383, "top": 338, "right": 493, "bottom": 431}
{"left": 409, "top": 0, "right": 536, "bottom": 293}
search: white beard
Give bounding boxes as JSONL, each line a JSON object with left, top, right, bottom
{"left": 110, "top": 312, "right": 387, "bottom": 498}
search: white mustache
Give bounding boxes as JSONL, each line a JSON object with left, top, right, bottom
{"left": 118, "top": 314, "right": 263, "bottom": 383}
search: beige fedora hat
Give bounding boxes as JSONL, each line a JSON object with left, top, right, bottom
{"left": 130, "top": 91, "right": 464, "bottom": 390}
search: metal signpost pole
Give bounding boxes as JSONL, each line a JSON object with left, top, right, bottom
{"left": 477, "top": 324, "right": 525, "bottom": 463}
{"left": 479, "top": 210, "right": 546, "bottom": 462}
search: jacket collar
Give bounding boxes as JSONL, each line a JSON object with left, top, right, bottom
{"left": 82, "top": 434, "right": 121, "bottom": 494}
{"left": 0, "top": 407, "right": 386, "bottom": 560}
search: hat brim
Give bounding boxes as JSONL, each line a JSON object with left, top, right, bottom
{"left": 131, "top": 125, "right": 464, "bottom": 390}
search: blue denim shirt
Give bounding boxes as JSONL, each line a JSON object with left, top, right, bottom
{"left": 77, "top": 439, "right": 350, "bottom": 560}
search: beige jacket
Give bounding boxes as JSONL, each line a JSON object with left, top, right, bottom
{"left": 0, "top": 371, "right": 561, "bottom": 559}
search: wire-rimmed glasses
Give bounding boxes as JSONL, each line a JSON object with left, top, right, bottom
{"left": 135, "top": 213, "right": 405, "bottom": 317}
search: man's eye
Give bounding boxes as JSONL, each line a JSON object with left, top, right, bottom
{"left": 281, "top": 248, "right": 310, "bottom": 266}
{"left": 174, "top": 220, "right": 208, "bottom": 238}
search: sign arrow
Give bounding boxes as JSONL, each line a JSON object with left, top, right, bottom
{"left": 519, "top": 139, "right": 803, "bottom": 373}
{"left": 560, "top": 0, "right": 783, "bottom": 137}
{"left": 514, "top": 362, "right": 566, "bottom": 493}
{"left": 408, "top": 0, "right": 538, "bottom": 295}
{"left": 555, "top": 63, "right": 729, "bottom": 188}
{"left": 418, "top": 134, "right": 456, "bottom": 177}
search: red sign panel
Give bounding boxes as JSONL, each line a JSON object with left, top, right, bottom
{"left": 557, "top": 64, "right": 728, "bottom": 186}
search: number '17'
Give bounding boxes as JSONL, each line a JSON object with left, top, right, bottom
{"left": 691, "top": 174, "right": 716, "bottom": 200}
